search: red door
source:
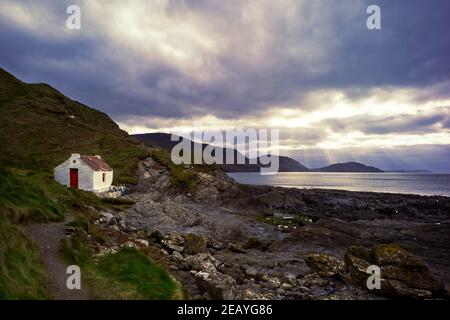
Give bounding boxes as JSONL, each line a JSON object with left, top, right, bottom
{"left": 70, "top": 169, "right": 78, "bottom": 188}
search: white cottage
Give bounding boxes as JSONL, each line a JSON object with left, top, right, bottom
{"left": 54, "top": 153, "right": 113, "bottom": 192}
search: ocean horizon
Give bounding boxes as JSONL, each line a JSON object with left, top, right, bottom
{"left": 227, "top": 172, "right": 450, "bottom": 197}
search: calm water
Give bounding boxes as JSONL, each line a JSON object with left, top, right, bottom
{"left": 227, "top": 172, "right": 450, "bottom": 197}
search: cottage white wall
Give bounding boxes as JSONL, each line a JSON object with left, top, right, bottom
{"left": 54, "top": 155, "right": 94, "bottom": 191}
{"left": 92, "top": 170, "right": 113, "bottom": 192}
{"left": 54, "top": 160, "right": 70, "bottom": 187}
{"left": 77, "top": 163, "right": 94, "bottom": 191}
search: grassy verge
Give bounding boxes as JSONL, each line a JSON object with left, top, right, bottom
{"left": 97, "top": 247, "right": 181, "bottom": 299}
{"left": 0, "top": 166, "right": 171, "bottom": 300}
{"left": 0, "top": 168, "right": 63, "bottom": 299}
{"left": 0, "top": 215, "right": 48, "bottom": 299}
{"left": 0, "top": 168, "right": 65, "bottom": 223}
{"left": 0, "top": 167, "right": 122, "bottom": 299}
{"left": 60, "top": 217, "right": 184, "bottom": 299}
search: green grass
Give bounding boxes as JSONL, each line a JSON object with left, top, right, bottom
{"left": 97, "top": 247, "right": 180, "bottom": 299}
{"left": 0, "top": 167, "right": 135, "bottom": 222}
{"left": 0, "top": 168, "right": 67, "bottom": 299}
{"left": 0, "top": 216, "right": 48, "bottom": 299}
{"left": 0, "top": 168, "right": 114, "bottom": 300}
{"left": 0, "top": 167, "right": 65, "bottom": 223}
{"left": 60, "top": 225, "right": 184, "bottom": 300}
{"left": 0, "top": 68, "right": 184, "bottom": 300}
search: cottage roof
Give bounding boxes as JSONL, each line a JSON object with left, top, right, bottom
{"left": 80, "top": 155, "right": 112, "bottom": 171}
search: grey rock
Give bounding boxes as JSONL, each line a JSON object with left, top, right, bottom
{"left": 172, "top": 250, "right": 184, "bottom": 262}
{"left": 185, "top": 253, "right": 217, "bottom": 273}
{"left": 245, "top": 267, "right": 259, "bottom": 278}
{"left": 305, "top": 253, "right": 345, "bottom": 277}
{"left": 195, "top": 271, "right": 236, "bottom": 300}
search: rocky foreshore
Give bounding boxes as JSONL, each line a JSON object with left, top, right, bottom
{"left": 91, "top": 156, "right": 450, "bottom": 300}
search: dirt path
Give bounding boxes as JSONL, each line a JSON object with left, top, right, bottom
{"left": 23, "top": 214, "right": 90, "bottom": 300}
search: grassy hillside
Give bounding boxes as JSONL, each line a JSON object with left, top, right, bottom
{"left": 0, "top": 216, "right": 48, "bottom": 299}
{"left": 0, "top": 167, "right": 65, "bottom": 299}
{"left": 0, "top": 67, "right": 148, "bottom": 185}
{"left": 0, "top": 167, "right": 65, "bottom": 223}
{"left": 0, "top": 68, "right": 184, "bottom": 300}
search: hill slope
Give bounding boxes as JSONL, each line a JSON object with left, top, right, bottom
{"left": 0, "top": 67, "right": 182, "bottom": 300}
{"left": 313, "top": 162, "right": 383, "bottom": 173}
{"left": 133, "top": 132, "right": 309, "bottom": 172}
{"left": 0, "top": 67, "right": 148, "bottom": 184}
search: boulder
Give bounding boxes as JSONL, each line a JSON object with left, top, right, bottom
{"left": 161, "top": 232, "right": 185, "bottom": 253}
{"left": 347, "top": 245, "right": 375, "bottom": 263}
{"left": 343, "top": 252, "right": 372, "bottom": 286}
{"left": 218, "top": 264, "right": 245, "bottom": 284}
{"left": 184, "top": 233, "right": 208, "bottom": 255}
{"left": 195, "top": 271, "right": 236, "bottom": 300}
{"left": 343, "top": 243, "right": 446, "bottom": 299}
{"left": 245, "top": 266, "right": 259, "bottom": 278}
{"left": 185, "top": 253, "right": 217, "bottom": 273}
{"left": 373, "top": 244, "right": 445, "bottom": 297}
{"left": 305, "top": 253, "right": 345, "bottom": 277}
{"left": 171, "top": 251, "right": 184, "bottom": 262}
{"left": 380, "top": 279, "right": 433, "bottom": 299}
{"left": 374, "top": 244, "right": 425, "bottom": 269}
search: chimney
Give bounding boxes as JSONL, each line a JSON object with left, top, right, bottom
{"left": 71, "top": 153, "right": 80, "bottom": 159}
{"left": 95, "top": 155, "right": 102, "bottom": 159}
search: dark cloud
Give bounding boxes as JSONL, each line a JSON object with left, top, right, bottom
{"left": 443, "top": 117, "right": 450, "bottom": 129}
{"left": 325, "top": 109, "right": 450, "bottom": 135}
{"left": 1, "top": 1, "right": 450, "bottom": 172}
{"left": 1, "top": 0, "right": 450, "bottom": 121}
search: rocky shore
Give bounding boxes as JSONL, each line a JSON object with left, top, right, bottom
{"left": 91, "top": 155, "right": 450, "bottom": 300}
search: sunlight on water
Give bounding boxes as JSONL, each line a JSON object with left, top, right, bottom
{"left": 227, "top": 172, "right": 450, "bottom": 197}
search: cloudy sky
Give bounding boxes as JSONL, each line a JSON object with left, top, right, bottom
{"left": 1, "top": 0, "right": 450, "bottom": 171}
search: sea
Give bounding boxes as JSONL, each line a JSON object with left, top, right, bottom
{"left": 227, "top": 172, "right": 450, "bottom": 197}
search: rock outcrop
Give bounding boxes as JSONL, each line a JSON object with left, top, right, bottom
{"left": 94, "top": 156, "right": 450, "bottom": 300}
{"left": 342, "top": 244, "right": 446, "bottom": 299}
{"left": 304, "top": 253, "right": 345, "bottom": 277}
{"left": 195, "top": 271, "right": 237, "bottom": 300}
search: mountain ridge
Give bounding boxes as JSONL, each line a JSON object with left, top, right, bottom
{"left": 132, "top": 133, "right": 382, "bottom": 173}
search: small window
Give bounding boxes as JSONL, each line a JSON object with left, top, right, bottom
{"left": 73, "top": 160, "right": 76, "bottom": 163}
{"left": 102, "top": 173, "right": 106, "bottom": 182}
